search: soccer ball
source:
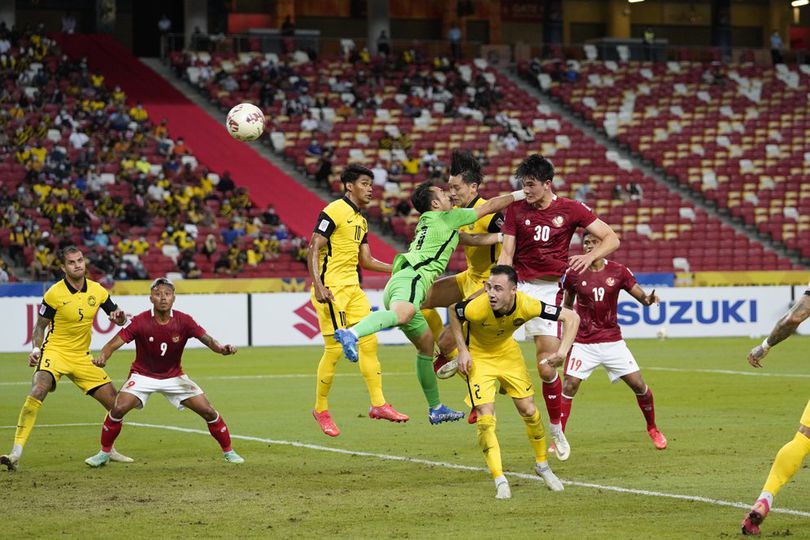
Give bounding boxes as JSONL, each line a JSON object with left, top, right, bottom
{"left": 225, "top": 103, "right": 265, "bottom": 142}
{"left": 433, "top": 355, "right": 458, "bottom": 380}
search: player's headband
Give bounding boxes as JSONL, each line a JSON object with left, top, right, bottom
{"left": 150, "top": 277, "right": 175, "bottom": 291}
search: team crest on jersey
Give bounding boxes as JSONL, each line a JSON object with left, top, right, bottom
{"left": 582, "top": 281, "right": 587, "bottom": 286}
{"left": 513, "top": 318, "right": 526, "bottom": 327}
{"left": 172, "top": 335, "right": 180, "bottom": 343}
{"left": 606, "top": 277, "right": 616, "bottom": 287}
{"left": 88, "top": 295, "right": 97, "bottom": 306}
{"left": 524, "top": 219, "right": 531, "bottom": 225}
{"left": 552, "top": 216, "right": 564, "bottom": 228}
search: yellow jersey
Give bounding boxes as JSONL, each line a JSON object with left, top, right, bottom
{"left": 40, "top": 278, "right": 118, "bottom": 356}
{"left": 313, "top": 196, "right": 369, "bottom": 288}
{"left": 454, "top": 291, "right": 560, "bottom": 353}
{"left": 461, "top": 196, "right": 503, "bottom": 278}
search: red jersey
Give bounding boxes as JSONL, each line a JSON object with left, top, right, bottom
{"left": 501, "top": 196, "right": 597, "bottom": 281}
{"left": 117, "top": 309, "right": 207, "bottom": 379}
{"left": 563, "top": 260, "right": 636, "bottom": 344}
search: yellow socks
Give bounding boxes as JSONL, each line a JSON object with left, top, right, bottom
{"left": 12, "top": 395, "right": 43, "bottom": 454}
{"left": 763, "top": 431, "right": 810, "bottom": 497}
{"left": 421, "top": 308, "right": 444, "bottom": 345}
{"left": 476, "top": 414, "right": 503, "bottom": 478}
{"left": 358, "top": 335, "right": 385, "bottom": 407}
{"left": 314, "top": 338, "right": 343, "bottom": 413}
{"left": 521, "top": 410, "right": 548, "bottom": 464}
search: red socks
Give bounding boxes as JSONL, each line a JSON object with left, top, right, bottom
{"left": 101, "top": 413, "right": 123, "bottom": 453}
{"left": 542, "top": 374, "right": 563, "bottom": 426}
{"left": 560, "top": 394, "right": 573, "bottom": 432}
{"left": 207, "top": 413, "right": 232, "bottom": 452}
{"left": 636, "top": 387, "right": 656, "bottom": 429}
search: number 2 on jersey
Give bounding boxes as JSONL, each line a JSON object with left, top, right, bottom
{"left": 533, "top": 225, "right": 550, "bottom": 242}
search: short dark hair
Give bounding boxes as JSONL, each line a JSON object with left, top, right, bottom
{"left": 341, "top": 163, "right": 373, "bottom": 185}
{"left": 515, "top": 154, "right": 554, "bottom": 184}
{"left": 150, "top": 277, "right": 176, "bottom": 291}
{"left": 489, "top": 264, "right": 518, "bottom": 286}
{"left": 449, "top": 149, "right": 482, "bottom": 186}
{"left": 59, "top": 245, "right": 83, "bottom": 263}
{"left": 411, "top": 180, "right": 439, "bottom": 214}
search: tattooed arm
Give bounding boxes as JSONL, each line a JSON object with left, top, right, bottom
{"left": 199, "top": 333, "right": 237, "bottom": 356}
{"left": 748, "top": 293, "right": 810, "bottom": 368}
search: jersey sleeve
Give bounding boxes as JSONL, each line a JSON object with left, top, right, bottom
{"left": 621, "top": 266, "right": 638, "bottom": 291}
{"left": 453, "top": 297, "right": 474, "bottom": 321}
{"left": 441, "top": 208, "right": 478, "bottom": 230}
{"left": 39, "top": 289, "right": 57, "bottom": 320}
{"left": 313, "top": 210, "right": 337, "bottom": 238}
{"left": 486, "top": 212, "right": 504, "bottom": 233}
{"left": 361, "top": 233, "right": 368, "bottom": 244}
{"left": 525, "top": 295, "right": 561, "bottom": 321}
{"left": 184, "top": 313, "right": 207, "bottom": 340}
{"left": 501, "top": 205, "right": 516, "bottom": 236}
{"left": 574, "top": 201, "right": 598, "bottom": 228}
{"left": 99, "top": 290, "right": 118, "bottom": 315}
{"left": 117, "top": 316, "right": 139, "bottom": 343}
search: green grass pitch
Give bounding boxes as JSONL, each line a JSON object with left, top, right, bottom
{"left": 0, "top": 337, "right": 808, "bottom": 538}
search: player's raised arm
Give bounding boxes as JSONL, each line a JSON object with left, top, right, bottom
{"left": 628, "top": 285, "right": 659, "bottom": 307}
{"left": 569, "top": 219, "right": 620, "bottom": 273}
{"left": 459, "top": 231, "right": 501, "bottom": 246}
{"left": 93, "top": 335, "right": 126, "bottom": 367}
{"left": 307, "top": 232, "right": 334, "bottom": 303}
{"left": 473, "top": 190, "right": 524, "bottom": 220}
{"left": 748, "top": 293, "right": 810, "bottom": 368}
{"left": 199, "top": 333, "right": 237, "bottom": 356}
{"left": 359, "top": 241, "right": 392, "bottom": 274}
{"left": 496, "top": 234, "right": 516, "bottom": 266}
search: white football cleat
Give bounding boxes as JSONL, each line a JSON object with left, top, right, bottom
{"left": 0, "top": 454, "right": 19, "bottom": 471}
{"left": 108, "top": 448, "right": 134, "bottom": 463}
{"left": 495, "top": 480, "right": 512, "bottom": 500}
{"left": 534, "top": 463, "right": 564, "bottom": 492}
{"left": 548, "top": 423, "right": 570, "bottom": 461}
{"left": 223, "top": 450, "right": 245, "bottom": 464}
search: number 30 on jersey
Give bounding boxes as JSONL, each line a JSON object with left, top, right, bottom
{"left": 534, "top": 225, "right": 550, "bottom": 242}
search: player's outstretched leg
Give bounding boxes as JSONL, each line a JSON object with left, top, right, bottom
{"left": 334, "top": 329, "right": 359, "bottom": 362}
{"left": 3, "top": 373, "right": 51, "bottom": 471}
{"left": 622, "top": 373, "right": 667, "bottom": 450}
{"left": 88, "top": 383, "right": 135, "bottom": 463}
{"left": 336, "top": 308, "right": 400, "bottom": 362}
{"left": 183, "top": 395, "right": 244, "bottom": 463}
{"left": 86, "top": 412, "right": 124, "bottom": 468}
{"left": 313, "top": 338, "right": 343, "bottom": 436}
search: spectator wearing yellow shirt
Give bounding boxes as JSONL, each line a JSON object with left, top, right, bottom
{"left": 121, "top": 154, "right": 136, "bottom": 172}
{"left": 90, "top": 73, "right": 104, "bottom": 87}
{"left": 132, "top": 237, "right": 150, "bottom": 255}
{"left": 112, "top": 86, "right": 126, "bottom": 104}
{"left": 402, "top": 155, "right": 420, "bottom": 175}
{"left": 134, "top": 155, "right": 151, "bottom": 175}
{"left": 116, "top": 238, "right": 134, "bottom": 255}
{"left": 30, "top": 144, "right": 47, "bottom": 164}
{"left": 129, "top": 102, "right": 148, "bottom": 123}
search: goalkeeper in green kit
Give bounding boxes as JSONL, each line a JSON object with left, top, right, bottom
{"left": 335, "top": 180, "right": 524, "bottom": 424}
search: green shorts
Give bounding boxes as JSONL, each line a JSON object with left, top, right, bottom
{"left": 383, "top": 266, "right": 430, "bottom": 341}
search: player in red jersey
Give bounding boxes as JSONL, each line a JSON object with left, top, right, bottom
{"left": 560, "top": 231, "right": 667, "bottom": 449}
{"left": 84, "top": 278, "right": 244, "bottom": 467}
{"left": 498, "top": 154, "right": 620, "bottom": 460}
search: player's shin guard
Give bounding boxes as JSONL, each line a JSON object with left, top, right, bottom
{"left": 635, "top": 386, "right": 656, "bottom": 429}
{"left": 100, "top": 413, "right": 123, "bottom": 453}
{"left": 763, "top": 431, "right": 810, "bottom": 497}
{"left": 560, "top": 394, "right": 574, "bottom": 432}
{"left": 358, "top": 335, "right": 385, "bottom": 407}
{"left": 477, "top": 414, "right": 503, "bottom": 478}
{"left": 421, "top": 308, "right": 444, "bottom": 345}
{"left": 315, "top": 338, "right": 343, "bottom": 412}
{"left": 541, "top": 374, "right": 563, "bottom": 425}
{"left": 521, "top": 410, "right": 548, "bottom": 463}
{"left": 350, "top": 310, "right": 399, "bottom": 338}
{"left": 12, "top": 396, "right": 42, "bottom": 453}
{"left": 415, "top": 353, "right": 441, "bottom": 408}
{"left": 206, "top": 413, "right": 232, "bottom": 452}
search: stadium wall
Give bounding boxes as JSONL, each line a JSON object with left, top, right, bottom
{"left": 1, "top": 286, "right": 807, "bottom": 352}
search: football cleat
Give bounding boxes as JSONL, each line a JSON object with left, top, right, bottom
{"left": 334, "top": 329, "right": 359, "bottom": 362}
{"left": 223, "top": 450, "right": 245, "bottom": 464}
{"left": 468, "top": 408, "right": 478, "bottom": 424}
{"left": 495, "top": 480, "right": 512, "bottom": 500}
{"left": 85, "top": 451, "right": 111, "bottom": 468}
{"left": 428, "top": 404, "right": 465, "bottom": 425}
{"left": 108, "top": 448, "right": 134, "bottom": 463}
{"left": 741, "top": 499, "right": 770, "bottom": 536}
{"left": 0, "top": 454, "right": 18, "bottom": 472}
{"left": 549, "top": 423, "right": 570, "bottom": 461}
{"left": 312, "top": 409, "right": 340, "bottom": 437}
{"left": 647, "top": 427, "right": 668, "bottom": 450}
{"left": 369, "top": 403, "right": 409, "bottom": 423}
{"left": 534, "top": 463, "right": 564, "bottom": 491}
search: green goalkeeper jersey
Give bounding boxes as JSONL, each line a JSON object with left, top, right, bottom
{"left": 392, "top": 207, "right": 478, "bottom": 285}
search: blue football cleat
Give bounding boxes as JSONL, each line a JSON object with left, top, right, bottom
{"left": 428, "top": 404, "right": 465, "bottom": 425}
{"left": 334, "top": 329, "right": 359, "bottom": 362}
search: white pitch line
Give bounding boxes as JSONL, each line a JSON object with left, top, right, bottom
{"left": 646, "top": 367, "right": 810, "bottom": 379}
{"left": 2, "top": 421, "right": 807, "bottom": 519}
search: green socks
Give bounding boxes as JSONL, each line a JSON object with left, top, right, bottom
{"left": 351, "top": 309, "right": 399, "bottom": 338}
{"left": 416, "top": 353, "right": 441, "bottom": 408}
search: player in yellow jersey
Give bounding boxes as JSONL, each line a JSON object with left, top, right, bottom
{"left": 420, "top": 150, "right": 501, "bottom": 377}
{"left": 741, "top": 284, "right": 810, "bottom": 535}
{"left": 1, "top": 246, "right": 131, "bottom": 471}
{"left": 448, "top": 265, "right": 580, "bottom": 499}
{"left": 307, "top": 164, "right": 409, "bottom": 437}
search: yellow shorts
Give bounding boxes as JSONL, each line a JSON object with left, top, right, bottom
{"left": 38, "top": 348, "right": 112, "bottom": 394}
{"left": 800, "top": 399, "right": 810, "bottom": 427}
{"left": 464, "top": 345, "right": 534, "bottom": 407}
{"left": 455, "top": 270, "right": 487, "bottom": 299}
{"left": 311, "top": 284, "right": 371, "bottom": 337}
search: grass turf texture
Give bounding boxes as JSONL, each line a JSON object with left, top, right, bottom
{"left": 0, "top": 337, "right": 808, "bottom": 539}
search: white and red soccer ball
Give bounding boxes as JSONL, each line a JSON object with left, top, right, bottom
{"left": 225, "top": 103, "right": 265, "bottom": 142}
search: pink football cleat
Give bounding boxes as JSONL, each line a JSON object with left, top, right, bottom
{"left": 312, "top": 409, "right": 340, "bottom": 437}
{"left": 467, "top": 408, "right": 478, "bottom": 424}
{"left": 647, "top": 427, "right": 668, "bottom": 450}
{"left": 741, "top": 499, "right": 770, "bottom": 536}
{"left": 369, "top": 403, "right": 409, "bottom": 423}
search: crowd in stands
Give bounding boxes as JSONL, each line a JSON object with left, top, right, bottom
{"left": 0, "top": 24, "right": 308, "bottom": 283}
